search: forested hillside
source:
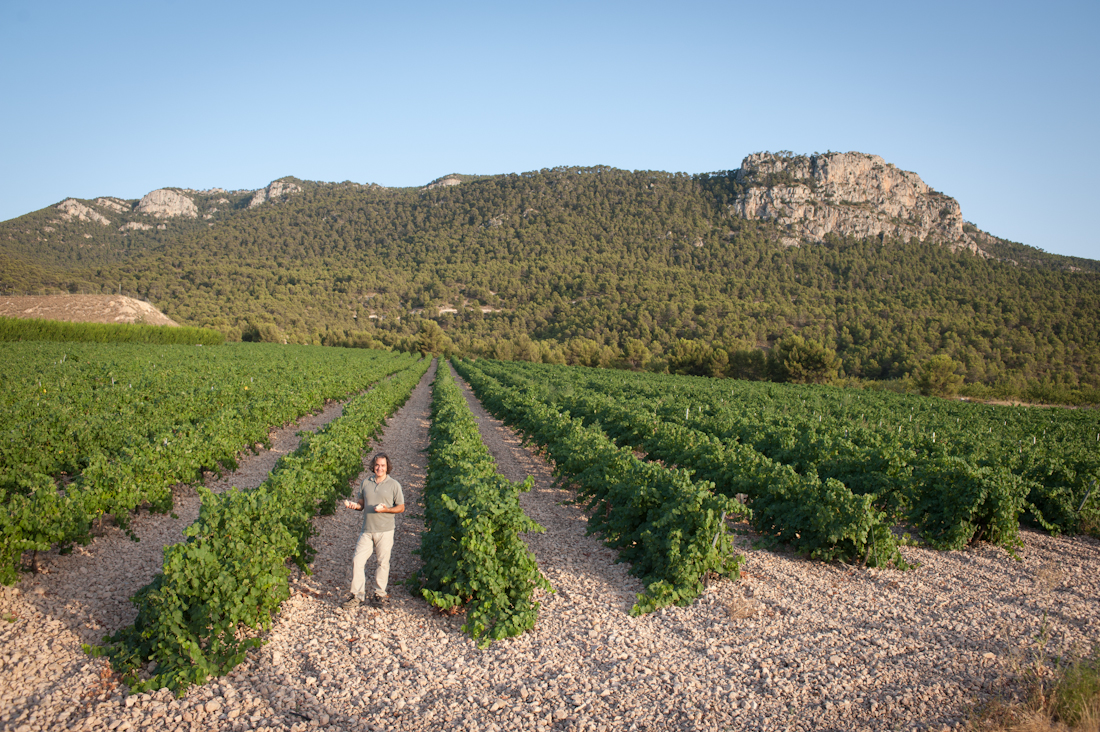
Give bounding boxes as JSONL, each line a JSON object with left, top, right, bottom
{"left": 2, "top": 165, "right": 1098, "bottom": 395}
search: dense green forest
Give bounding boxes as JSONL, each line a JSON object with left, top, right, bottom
{"left": 2, "top": 166, "right": 1098, "bottom": 398}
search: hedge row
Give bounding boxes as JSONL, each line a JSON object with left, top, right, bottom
{"left": 0, "top": 315, "right": 224, "bottom": 345}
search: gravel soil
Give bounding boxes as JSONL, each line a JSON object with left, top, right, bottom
{"left": 0, "top": 295, "right": 178, "bottom": 326}
{"left": 2, "top": 363, "right": 1098, "bottom": 732}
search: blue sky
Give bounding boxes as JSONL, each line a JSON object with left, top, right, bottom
{"left": 2, "top": 0, "right": 1097, "bottom": 260}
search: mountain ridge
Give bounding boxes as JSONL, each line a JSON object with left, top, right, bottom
{"left": 9, "top": 154, "right": 1090, "bottom": 274}
{"left": 1, "top": 154, "right": 1098, "bottom": 392}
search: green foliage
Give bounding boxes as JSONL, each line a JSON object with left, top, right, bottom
{"left": 727, "top": 348, "right": 768, "bottom": 381}
{"left": 411, "top": 364, "right": 551, "bottom": 646}
{"left": 907, "top": 459, "right": 1028, "bottom": 551}
{"left": 0, "top": 342, "right": 417, "bottom": 584}
{"left": 417, "top": 320, "right": 454, "bottom": 358}
{"left": 0, "top": 473, "right": 90, "bottom": 585}
{"left": 472, "top": 359, "right": 908, "bottom": 567}
{"left": 1052, "top": 653, "right": 1100, "bottom": 727}
{"left": 667, "top": 339, "right": 728, "bottom": 378}
{"left": 454, "top": 358, "right": 745, "bottom": 614}
{"left": 93, "top": 358, "right": 429, "bottom": 695}
{"left": 468, "top": 358, "right": 1100, "bottom": 553}
{"left": 621, "top": 338, "right": 651, "bottom": 370}
{"left": 768, "top": 335, "right": 840, "bottom": 384}
{"left": 0, "top": 315, "right": 224, "bottom": 345}
{"left": 916, "top": 354, "right": 966, "bottom": 397}
{"left": 99, "top": 486, "right": 296, "bottom": 692}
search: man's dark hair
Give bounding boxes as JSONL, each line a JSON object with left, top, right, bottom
{"left": 370, "top": 453, "right": 391, "bottom": 474}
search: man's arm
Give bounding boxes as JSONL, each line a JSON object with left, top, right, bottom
{"left": 374, "top": 503, "right": 404, "bottom": 514}
{"left": 343, "top": 485, "right": 364, "bottom": 511}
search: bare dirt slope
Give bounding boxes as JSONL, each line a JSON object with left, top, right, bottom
{"left": 1, "top": 364, "right": 1097, "bottom": 732}
{"left": 0, "top": 295, "right": 178, "bottom": 326}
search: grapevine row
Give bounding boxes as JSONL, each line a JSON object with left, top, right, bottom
{"left": 410, "top": 363, "right": 551, "bottom": 647}
{"left": 646, "top": 366, "right": 1095, "bottom": 533}
{"left": 467, "top": 359, "right": 909, "bottom": 567}
{"left": 563, "top": 384, "right": 1021, "bottom": 554}
{"left": 478, "top": 359, "right": 1097, "bottom": 546}
{"left": 453, "top": 358, "right": 744, "bottom": 614}
{"left": 91, "top": 358, "right": 430, "bottom": 695}
{"left": 0, "top": 343, "right": 417, "bottom": 584}
{"left": 2, "top": 342, "right": 409, "bottom": 484}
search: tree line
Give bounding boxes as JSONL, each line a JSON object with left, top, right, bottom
{"left": 2, "top": 167, "right": 1098, "bottom": 402}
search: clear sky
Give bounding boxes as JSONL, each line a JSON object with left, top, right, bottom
{"left": 2, "top": 0, "right": 1097, "bottom": 260}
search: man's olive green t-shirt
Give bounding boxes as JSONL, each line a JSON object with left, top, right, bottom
{"left": 358, "top": 475, "right": 404, "bottom": 534}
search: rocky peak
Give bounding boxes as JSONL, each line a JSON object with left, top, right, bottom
{"left": 249, "top": 179, "right": 303, "bottom": 208}
{"left": 56, "top": 199, "right": 111, "bottom": 225}
{"left": 95, "top": 197, "right": 130, "bottom": 214}
{"left": 136, "top": 189, "right": 198, "bottom": 218}
{"left": 732, "top": 152, "right": 984, "bottom": 255}
{"left": 427, "top": 176, "right": 463, "bottom": 190}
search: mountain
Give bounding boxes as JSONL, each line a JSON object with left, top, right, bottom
{"left": 1, "top": 154, "right": 1098, "bottom": 392}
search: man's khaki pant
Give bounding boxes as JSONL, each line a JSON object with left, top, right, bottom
{"left": 350, "top": 530, "right": 394, "bottom": 599}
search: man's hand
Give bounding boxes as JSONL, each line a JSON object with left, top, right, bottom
{"left": 375, "top": 503, "right": 386, "bottom": 513}
{"left": 344, "top": 500, "right": 361, "bottom": 510}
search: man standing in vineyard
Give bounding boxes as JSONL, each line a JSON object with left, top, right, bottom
{"left": 342, "top": 453, "right": 405, "bottom": 609}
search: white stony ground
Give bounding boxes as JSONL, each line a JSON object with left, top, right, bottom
{"left": 2, "top": 363, "right": 1098, "bottom": 732}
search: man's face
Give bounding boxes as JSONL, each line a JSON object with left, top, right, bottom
{"left": 374, "top": 458, "right": 388, "bottom": 476}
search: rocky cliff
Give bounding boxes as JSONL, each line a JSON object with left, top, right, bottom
{"left": 57, "top": 199, "right": 111, "bottom": 225}
{"left": 249, "top": 179, "right": 303, "bottom": 208}
{"left": 427, "top": 175, "right": 463, "bottom": 190}
{"left": 731, "top": 152, "right": 987, "bottom": 255}
{"left": 136, "top": 189, "right": 198, "bottom": 218}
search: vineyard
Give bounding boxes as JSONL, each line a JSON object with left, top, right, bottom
{"left": 1, "top": 342, "right": 421, "bottom": 584}
{"left": 453, "top": 360, "right": 747, "bottom": 615}
{"left": 95, "top": 358, "right": 430, "bottom": 693}
{"left": 4, "top": 343, "right": 1099, "bottom": 703}
{"left": 453, "top": 358, "right": 1100, "bottom": 567}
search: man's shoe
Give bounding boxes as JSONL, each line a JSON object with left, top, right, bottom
{"left": 370, "top": 595, "right": 388, "bottom": 608}
{"left": 341, "top": 596, "right": 362, "bottom": 609}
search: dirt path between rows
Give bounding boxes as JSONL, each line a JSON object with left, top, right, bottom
{"left": 2, "top": 362, "right": 1098, "bottom": 732}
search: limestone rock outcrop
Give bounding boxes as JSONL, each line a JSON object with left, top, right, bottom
{"left": 249, "top": 179, "right": 302, "bottom": 208}
{"left": 95, "top": 197, "right": 130, "bottom": 214}
{"left": 57, "top": 199, "right": 111, "bottom": 225}
{"left": 427, "top": 176, "right": 463, "bottom": 190}
{"left": 136, "top": 189, "right": 198, "bottom": 218}
{"left": 731, "top": 152, "right": 986, "bottom": 255}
